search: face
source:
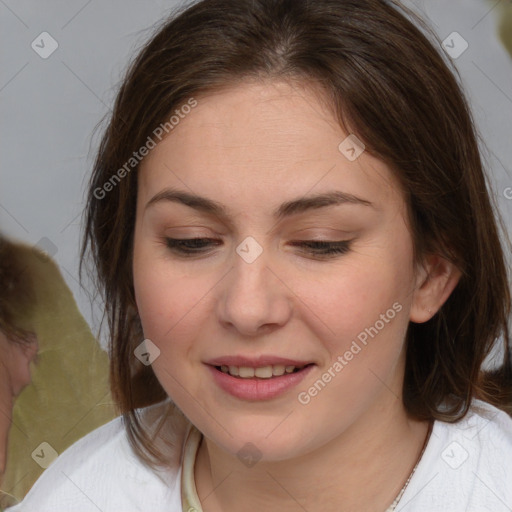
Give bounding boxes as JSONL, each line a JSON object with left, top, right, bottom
{"left": 133, "top": 80, "right": 424, "bottom": 461}
{"left": 0, "top": 331, "right": 37, "bottom": 477}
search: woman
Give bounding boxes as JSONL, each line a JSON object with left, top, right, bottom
{"left": 9, "top": 0, "right": 512, "bottom": 510}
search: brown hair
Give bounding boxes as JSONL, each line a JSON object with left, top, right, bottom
{"left": 81, "top": 0, "right": 512, "bottom": 466}
{"left": 0, "top": 235, "right": 36, "bottom": 344}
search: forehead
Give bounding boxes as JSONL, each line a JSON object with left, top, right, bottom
{"left": 138, "top": 80, "right": 403, "bottom": 213}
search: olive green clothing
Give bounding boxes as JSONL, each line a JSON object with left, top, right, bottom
{"left": 499, "top": 3, "right": 512, "bottom": 57}
{"left": 0, "top": 244, "right": 115, "bottom": 509}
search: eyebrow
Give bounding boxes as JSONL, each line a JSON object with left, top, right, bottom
{"left": 145, "top": 188, "right": 375, "bottom": 221}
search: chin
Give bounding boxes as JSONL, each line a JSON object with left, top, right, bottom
{"left": 202, "top": 418, "right": 314, "bottom": 463}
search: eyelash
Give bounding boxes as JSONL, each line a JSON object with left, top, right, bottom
{"left": 164, "top": 238, "right": 352, "bottom": 258}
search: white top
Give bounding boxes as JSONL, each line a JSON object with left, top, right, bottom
{"left": 7, "top": 399, "right": 512, "bottom": 512}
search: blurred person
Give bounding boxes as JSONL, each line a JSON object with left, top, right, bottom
{"left": 0, "top": 236, "right": 38, "bottom": 485}
{"left": 0, "top": 235, "right": 115, "bottom": 509}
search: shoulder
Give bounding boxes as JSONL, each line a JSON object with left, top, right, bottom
{"left": 465, "top": 399, "right": 512, "bottom": 445}
{"left": 400, "top": 400, "right": 512, "bottom": 512}
{"left": 7, "top": 402, "right": 189, "bottom": 512}
{"left": 436, "top": 399, "right": 512, "bottom": 469}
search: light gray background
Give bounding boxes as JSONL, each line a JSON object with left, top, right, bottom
{"left": 1, "top": 0, "right": 511, "bottom": 341}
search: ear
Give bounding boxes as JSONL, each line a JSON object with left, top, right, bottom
{"left": 409, "top": 254, "right": 461, "bottom": 323}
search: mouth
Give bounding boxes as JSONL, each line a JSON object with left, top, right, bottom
{"left": 207, "top": 362, "right": 316, "bottom": 401}
{"left": 213, "top": 363, "right": 314, "bottom": 379}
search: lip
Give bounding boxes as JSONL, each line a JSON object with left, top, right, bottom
{"left": 206, "top": 363, "right": 315, "bottom": 401}
{"left": 205, "top": 355, "right": 314, "bottom": 367}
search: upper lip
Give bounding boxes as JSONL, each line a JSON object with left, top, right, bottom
{"left": 205, "top": 355, "right": 314, "bottom": 368}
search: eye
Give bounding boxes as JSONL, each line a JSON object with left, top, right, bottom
{"left": 164, "top": 238, "right": 353, "bottom": 258}
{"left": 289, "top": 240, "right": 352, "bottom": 257}
{"left": 165, "top": 237, "right": 221, "bottom": 254}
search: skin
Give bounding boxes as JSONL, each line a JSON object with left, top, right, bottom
{"left": 133, "top": 79, "right": 460, "bottom": 512}
{"left": 0, "top": 330, "right": 38, "bottom": 479}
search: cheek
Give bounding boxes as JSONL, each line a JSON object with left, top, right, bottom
{"left": 297, "top": 237, "right": 414, "bottom": 382}
{"left": 307, "top": 262, "right": 410, "bottom": 344}
{"left": 134, "top": 270, "right": 199, "bottom": 344}
{"left": 132, "top": 247, "right": 217, "bottom": 363}
{"left": 292, "top": 264, "right": 410, "bottom": 430}
{"left": 133, "top": 235, "right": 184, "bottom": 338}
{"left": 133, "top": 267, "right": 195, "bottom": 399}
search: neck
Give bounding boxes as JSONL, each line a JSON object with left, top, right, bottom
{"left": 194, "top": 389, "right": 431, "bottom": 512}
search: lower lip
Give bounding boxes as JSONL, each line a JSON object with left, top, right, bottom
{"left": 207, "top": 364, "right": 314, "bottom": 401}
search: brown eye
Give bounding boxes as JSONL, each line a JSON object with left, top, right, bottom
{"left": 289, "top": 240, "right": 352, "bottom": 257}
{"left": 165, "top": 237, "right": 222, "bottom": 255}
{"left": 164, "top": 238, "right": 352, "bottom": 258}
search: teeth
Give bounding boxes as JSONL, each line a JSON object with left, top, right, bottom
{"left": 239, "top": 367, "right": 255, "bottom": 378}
{"left": 218, "top": 364, "right": 305, "bottom": 378}
{"left": 254, "top": 366, "right": 272, "bottom": 378}
{"left": 272, "top": 364, "right": 285, "bottom": 376}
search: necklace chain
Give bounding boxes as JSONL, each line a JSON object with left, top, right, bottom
{"left": 182, "top": 421, "right": 434, "bottom": 512}
{"left": 387, "top": 421, "right": 433, "bottom": 511}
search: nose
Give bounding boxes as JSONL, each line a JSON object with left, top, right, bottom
{"left": 216, "top": 250, "right": 292, "bottom": 336}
